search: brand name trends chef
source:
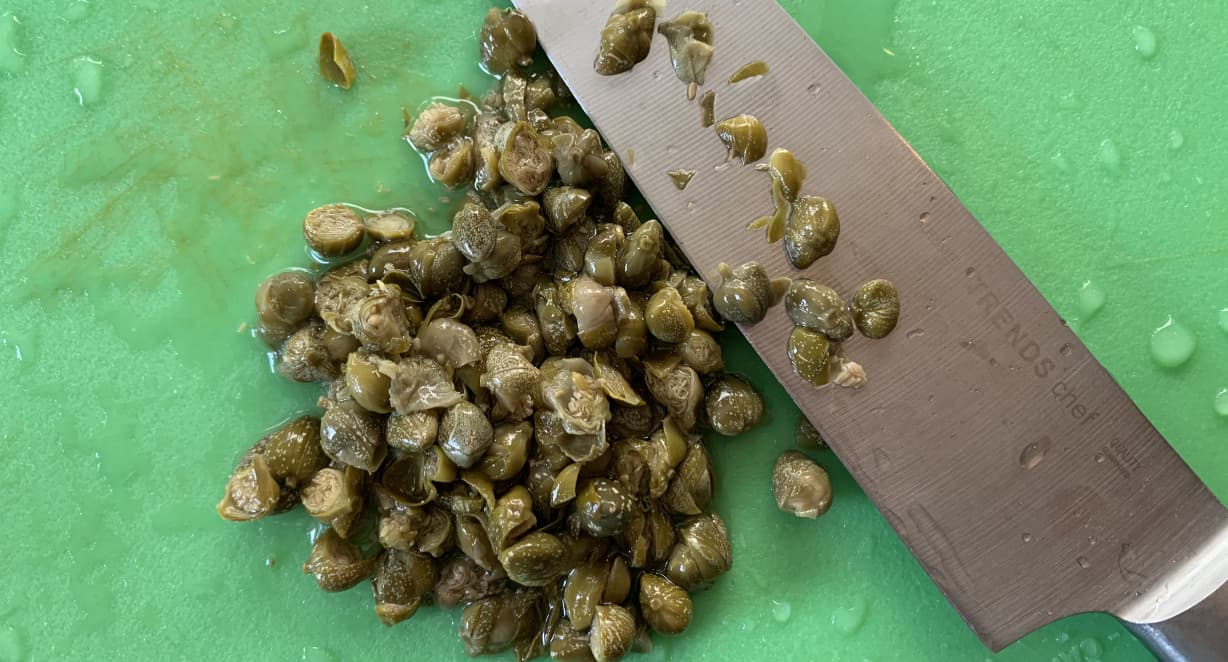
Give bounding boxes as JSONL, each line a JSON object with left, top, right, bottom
{"left": 967, "top": 280, "right": 1102, "bottom": 427}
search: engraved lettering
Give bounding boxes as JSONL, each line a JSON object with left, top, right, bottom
{"left": 1019, "top": 340, "right": 1041, "bottom": 361}
{"left": 975, "top": 291, "right": 999, "bottom": 315}
{"left": 1035, "top": 357, "right": 1055, "bottom": 378}
{"left": 989, "top": 307, "right": 1013, "bottom": 331}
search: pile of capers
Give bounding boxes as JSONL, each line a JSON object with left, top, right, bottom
{"left": 220, "top": 7, "right": 767, "bottom": 661}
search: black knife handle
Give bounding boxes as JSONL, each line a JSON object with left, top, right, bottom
{"left": 1123, "top": 582, "right": 1228, "bottom": 662}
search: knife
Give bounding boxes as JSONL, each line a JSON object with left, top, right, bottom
{"left": 513, "top": 0, "right": 1228, "bottom": 659}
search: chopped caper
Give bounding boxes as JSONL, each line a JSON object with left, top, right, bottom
{"left": 479, "top": 7, "right": 537, "bottom": 75}
{"left": 318, "top": 32, "right": 356, "bottom": 89}
{"left": 458, "top": 589, "right": 544, "bottom": 657}
{"left": 676, "top": 329, "right": 724, "bottom": 375}
{"left": 704, "top": 375, "right": 764, "bottom": 436}
{"left": 349, "top": 281, "right": 413, "bottom": 355}
{"left": 434, "top": 556, "right": 507, "bottom": 609}
{"left": 667, "top": 169, "right": 696, "bottom": 190}
{"left": 616, "top": 219, "right": 663, "bottom": 289}
{"left": 277, "top": 323, "right": 338, "bottom": 383}
{"left": 302, "top": 466, "right": 363, "bottom": 532}
{"left": 662, "top": 442, "right": 713, "bottom": 516}
{"left": 428, "top": 136, "right": 476, "bottom": 189}
{"left": 497, "top": 121, "right": 554, "bottom": 196}
{"left": 639, "top": 573, "right": 692, "bottom": 635}
{"left": 851, "top": 278, "right": 900, "bottom": 339}
{"left": 785, "top": 279, "right": 854, "bottom": 342}
{"left": 772, "top": 450, "right": 832, "bottom": 518}
{"left": 787, "top": 326, "right": 831, "bottom": 387}
{"left": 304, "top": 204, "right": 365, "bottom": 257}
{"left": 372, "top": 548, "right": 436, "bottom": 626}
{"left": 715, "top": 114, "right": 767, "bottom": 164}
{"left": 488, "top": 485, "right": 537, "bottom": 552}
{"left": 216, "top": 453, "right": 281, "bottom": 522}
{"left": 658, "top": 11, "right": 714, "bottom": 87}
{"left": 767, "top": 148, "right": 806, "bottom": 203}
{"left": 699, "top": 90, "right": 716, "bottom": 128}
{"left": 406, "top": 101, "right": 468, "bottom": 153}
{"left": 550, "top": 619, "right": 592, "bottom": 661}
{"left": 784, "top": 195, "right": 840, "bottom": 269}
{"left": 643, "top": 354, "right": 704, "bottom": 430}
{"left": 363, "top": 210, "right": 416, "bottom": 243}
{"left": 729, "top": 60, "right": 769, "bottom": 84}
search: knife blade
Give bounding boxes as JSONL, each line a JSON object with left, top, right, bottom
{"left": 514, "top": 0, "right": 1228, "bottom": 655}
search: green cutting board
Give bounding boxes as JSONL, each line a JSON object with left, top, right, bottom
{"left": 0, "top": 0, "right": 1223, "bottom": 660}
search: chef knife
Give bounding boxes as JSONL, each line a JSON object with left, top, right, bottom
{"left": 513, "top": 0, "right": 1228, "bottom": 659}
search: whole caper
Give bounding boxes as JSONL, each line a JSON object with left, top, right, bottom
{"left": 787, "top": 326, "right": 831, "bottom": 387}
{"left": 768, "top": 148, "right": 807, "bottom": 202}
{"left": 479, "top": 7, "right": 537, "bottom": 75}
{"left": 478, "top": 421, "right": 532, "bottom": 481}
{"left": 451, "top": 202, "right": 498, "bottom": 262}
{"left": 594, "top": 4, "right": 657, "bottom": 76}
{"left": 550, "top": 619, "right": 592, "bottom": 661}
{"left": 677, "top": 274, "right": 723, "bottom": 333}
{"left": 255, "top": 270, "right": 316, "bottom": 344}
{"left": 278, "top": 324, "right": 338, "bottom": 383}
{"left": 851, "top": 278, "right": 900, "bottom": 339}
{"left": 304, "top": 204, "right": 365, "bottom": 257}
{"left": 639, "top": 573, "right": 693, "bottom": 635}
{"left": 320, "top": 403, "right": 387, "bottom": 472}
{"left": 645, "top": 286, "right": 695, "bottom": 344}
{"left": 783, "top": 195, "right": 840, "bottom": 269}
{"left": 434, "top": 556, "right": 507, "bottom": 609}
{"left": 676, "top": 329, "right": 724, "bottom": 375}
{"left": 666, "top": 513, "right": 732, "bottom": 590}
{"left": 498, "top": 531, "right": 569, "bottom": 586}
{"left": 543, "top": 186, "right": 593, "bottom": 234}
{"left": 662, "top": 442, "right": 713, "bottom": 516}
{"left": 704, "top": 375, "right": 764, "bottom": 436}
{"left": 589, "top": 604, "right": 635, "bottom": 662}
{"left": 574, "top": 478, "right": 635, "bottom": 537}
{"left": 458, "top": 589, "right": 544, "bottom": 656}
{"left": 350, "top": 282, "right": 413, "bottom": 355}
{"left": 785, "top": 279, "right": 854, "bottom": 342}
{"left": 616, "top": 219, "right": 663, "bottom": 289}
{"left": 344, "top": 352, "right": 392, "bottom": 413}
{"left": 260, "top": 415, "right": 328, "bottom": 487}
{"left": 373, "top": 548, "right": 437, "bottom": 626}
{"left": 772, "top": 450, "right": 832, "bottom": 518}
{"left": 437, "top": 401, "right": 494, "bottom": 469}
{"left": 712, "top": 261, "right": 790, "bottom": 324}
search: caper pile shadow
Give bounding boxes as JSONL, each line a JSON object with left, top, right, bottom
{"left": 217, "top": 7, "right": 780, "bottom": 661}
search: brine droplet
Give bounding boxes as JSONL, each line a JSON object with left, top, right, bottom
{"left": 771, "top": 599, "right": 791, "bottom": 623}
{"left": 830, "top": 599, "right": 867, "bottom": 635}
{"left": 1076, "top": 556, "right": 1091, "bottom": 569}
{"left": 1218, "top": 308, "right": 1228, "bottom": 334}
{"left": 1098, "top": 138, "right": 1121, "bottom": 173}
{"left": 0, "top": 623, "right": 27, "bottom": 661}
{"left": 905, "top": 328, "right": 925, "bottom": 339}
{"left": 1019, "top": 438, "right": 1051, "bottom": 470}
{"left": 301, "top": 646, "right": 339, "bottom": 662}
{"left": 1149, "top": 316, "right": 1196, "bottom": 368}
{"left": 0, "top": 12, "right": 24, "bottom": 75}
{"left": 1214, "top": 388, "right": 1228, "bottom": 418}
{"left": 1169, "top": 128, "right": 1184, "bottom": 151}
{"left": 1132, "top": 25, "right": 1157, "bottom": 59}
{"left": 72, "top": 56, "right": 105, "bottom": 106}
{"left": 1077, "top": 280, "right": 1105, "bottom": 320}
{"left": 1081, "top": 637, "right": 1104, "bottom": 658}
{"left": 1021, "top": 532, "right": 1033, "bottom": 543}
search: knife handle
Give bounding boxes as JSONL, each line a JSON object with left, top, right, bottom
{"left": 1123, "top": 581, "right": 1228, "bottom": 662}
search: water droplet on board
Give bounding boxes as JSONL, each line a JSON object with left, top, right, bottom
{"left": 1218, "top": 308, "right": 1228, "bottom": 334}
{"left": 1051, "top": 151, "right": 1071, "bottom": 172}
{"left": 1021, "top": 532, "right": 1033, "bottom": 543}
{"left": 1149, "top": 316, "right": 1196, "bottom": 368}
{"left": 1081, "top": 636, "right": 1104, "bottom": 658}
{"left": 1214, "top": 388, "right": 1228, "bottom": 418}
{"left": 1098, "top": 139, "right": 1121, "bottom": 173}
{"left": 831, "top": 599, "right": 867, "bottom": 635}
{"left": 1056, "top": 92, "right": 1083, "bottom": 110}
{"left": 0, "top": 623, "right": 28, "bottom": 661}
{"left": 301, "top": 646, "right": 339, "bottom": 662}
{"left": 1077, "top": 280, "right": 1105, "bottom": 320}
{"left": 1094, "top": 452, "right": 1107, "bottom": 463}
{"left": 65, "top": 0, "right": 90, "bottom": 21}
{"left": 918, "top": 211, "right": 930, "bottom": 224}
{"left": 1076, "top": 556, "right": 1091, "bottom": 569}
{"left": 72, "top": 56, "right": 105, "bottom": 106}
{"left": 1132, "top": 25, "right": 1157, "bottom": 59}
{"left": 905, "top": 328, "right": 925, "bottom": 339}
{"left": 1059, "top": 343, "right": 1073, "bottom": 356}
{"left": 0, "top": 12, "right": 25, "bottom": 74}
{"left": 806, "top": 82, "right": 821, "bottom": 95}
{"left": 771, "top": 599, "right": 791, "bottom": 623}
{"left": 1169, "top": 128, "right": 1184, "bottom": 150}
{"left": 1019, "top": 439, "right": 1049, "bottom": 470}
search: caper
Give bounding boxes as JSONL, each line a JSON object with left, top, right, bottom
{"left": 643, "top": 286, "right": 694, "bottom": 344}
{"left": 595, "top": 149, "right": 627, "bottom": 210}
{"left": 406, "top": 101, "right": 468, "bottom": 153}
{"left": 676, "top": 329, "right": 723, "bottom": 375}
{"left": 603, "top": 555, "right": 631, "bottom": 604}
{"left": 658, "top": 11, "right": 714, "bottom": 87}
{"left": 362, "top": 210, "right": 416, "bottom": 243}
{"left": 772, "top": 450, "right": 832, "bottom": 518}
{"left": 485, "top": 486, "right": 535, "bottom": 553}
{"left": 699, "top": 89, "right": 716, "bottom": 128}
{"left": 458, "top": 589, "right": 544, "bottom": 656}
{"left": 255, "top": 270, "right": 316, "bottom": 345}
{"left": 349, "top": 281, "right": 413, "bottom": 355}
{"left": 534, "top": 280, "right": 578, "bottom": 356}
{"left": 380, "top": 355, "right": 465, "bottom": 414}
{"left": 574, "top": 479, "right": 635, "bottom": 538}
{"left": 479, "top": 7, "right": 536, "bottom": 75}
{"left": 302, "top": 466, "right": 364, "bottom": 533}
{"left": 550, "top": 463, "right": 582, "bottom": 507}
{"left": 715, "top": 114, "right": 768, "bottom": 164}
{"left": 767, "top": 148, "right": 806, "bottom": 202}
{"left": 343, "top": 352, "right": 392, "bottom": 413}
{"left": 594, "top": 4, "right": 657, "bottom": 76}
{"left": 639, "top": 573, "right": 692, "bottom": 635}
{"left": 662, "top": 442, "right": 713, "bottom": 516}
{"left": 500, "top": 307, "right": 546, "bottom": 363}
{"left": 468, "top": 283, "right": 509, "bottom": 324}
{"left": 451, "top": 201, "right": 498, "bottom": 262}
{"left": 553, "top": 128, "right": 607, "bottom": 188}
{"left": 539, "top": 358, "right": 612, "bottom": 439}
{"left": 435, "top": 556, "right": 508, "bottom": 609}
{"left": 320, "top": 402, "right": 387, "bottom": 472}
{"left": 480, "top": 343, "right": 540, "bottom": 422}
{"left": 463, "top": 229, "right": 522, "bottom": 283}
{"left": 703, "top": 375, "right": 764, "bottom": 436}
{"left": 593, "top": 352, "right": 645, "bottom": 406}
{"left": 550, "top": 619, "right": 593, "bottom": 661}
{"left": 543, "top": 186, "right": 593, "bottom": 235}
{"left": 615, "top": 219, "right": 663, "bottom": 289}
{"left": 456, "top": 514, "right": 500, "bottom": 572}
{"left": 796, "top": 416, "right": 828, "bottom": 450}
{"left": 851, "top": 278, "right": 900, "bottom": 339}
{"left": 428, "top": 136, "right": 476, "bottom": 189}
{"left": 277, "top": 323, "right": 338, "bottom": 383}
{"left": 611, "top": 288, "right": 648, "bottom": 360}
{"left": 787, "top": 326, "right": 831, "bottom": 387}
{"left": 382, "top": 452, "right": 447, "bottom": 506}
{"left": 645, "top": 501, "right": 676, "bottom": 566}
{"left": 784, "top": 195, "right": 840, "bottom": 269}
{"left": 677, "top": 274, "right": 723, "bottom": 333}
{"left": 302, "top": 528, "right": 377, "bottom": 592}
{"left": 303, "top": 204, "right": 365, "bottom": 257}
{"left": 498, "top": 531, "right": 569, "bottom": 586}
{"left": 260, "top": 415, "right": 329, "bottom": 487}
{"left": 568, "top": 276, "right": 618, "bottom": 350}
{"left": 585, "top": 223, "right": 625, "bottom": 286}
{"left": 589, "top": 604, "right": 635, "bottom": 662}
{"left": 318, "top": 32, "right": 356, "bottom": 89}
{"left": 404, "top": 236, "right": 468, "bottom": 301}
{"left": 666, "top": 513, "right": 732, "bottom": 590}
{"left": 479, "top": 421, "right": 532, "bottom": 481}
{"left": 497, "top": 121, "right": 554, "bottom": 196}
{"left": 785, "top": 279, "right": 854, "bottom": 342}
{"left": 216, "top": 454, "right": 281, "bottom": 522}
{"left": 525, "top": 73, "right": 558, "bottom": 114}
{"left": 415, "top": 317, "right": 483, "bottom": 369}
{"left": 371, "top": 548, "right": 436, "bottom": 626}
{"left": 437, "top": 401, "right": 494, "bottom": 469}
{"left": 643, "top": 355, "right": 704, "bottom": 431}
{"left": 712, "top": 261, "right": 790, "bottom": 324}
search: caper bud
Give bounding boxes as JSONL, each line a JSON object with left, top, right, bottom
{"left": 379, "top": 355, "right": 465, "bottom": 415}
{"left": 603, "top": 555, "right": 632, "bottom": 604}
{"left": 645, "top": 286, "right": 695, "bottom": 344}
{"left": 574, "top": 478, "right": 635, "bottom": 538}
{"left": 216, "top": 454, "right": 281, "bottom": 522}
{"left": 415, "top": 317, "right": 483, "bottom": 369}
{"left": 772, "top": 450, "right": 832, "bottom": 518}
{"left": 785, "top": 279, "right": 854, "bottom": 342}
{"left": 261, "top": 415, "right": 328, "bottom": 487}
{"left": 498, "top": 531, "right": 569, "bottom": 586}
{"left": 302, "top": 527, "right": 377, "bottom": 592}
{"left": 480, "top": 343, "right": 540, "bottom": 422}
{"left": 568, "top": 276, "right": 618, "bottom": 351}
{"left": 615, "top": 219, "right": 663, "bottom": 289}
{"left": 550, "top": 619, "right": 592, "bottom": 661}
{"left": 255, "top": 270, "right": 316, "bottom": 345}
{"left": 589, "top": 604, "right": 635, "bottom": 662}
{"left": 585, "top": 224, "right": 625, "bottom": 287}
{"left": 479, "top": 7, "right": 536, "bottom": 75}
{"left": 459, "top": 589, "right": 544, "bottom": 656}
{"left": 639, "top": 573, "right": 692, "bottom": 635}
{"left": 783, "top": 195, "right": 840, "bottom": 269}
{"left": 612, "top": 288, "right": 648, "bottom": 360}
{"left": 715, "top": 114, "right": 768, "bottom": 164}
{"left": 319, "top": 402, "right": 387, "bottom": 472}
{"left": 497, "top": 121, "right": 554, "bottom": 196}
{"left": 362, "top": 210, "right": 416, "bottom": 243}
{"left": 553, "top": 128, "right": 607, "bottom": 188}
{"left": 594, "top": 4, "right": 657, "bottom": 76}
{"left": 428, "top": 136, "right": 476, "bottom": 189}
{"left": 676, "top": 329, "right": 723, "bottom": 375}
{"left": 277, "top": 324, "right": 338, "bottom": 383}
{"left": 563, "top": 560, "right": 606, "bottom": 630}
{"left": 797, "top": 416, "right": 828, "bottom": 450}
{"left": 435, "top": 556, "right": 508, "bottom": 609}
{"left": 302, "top": 466, "right": 363, "bottom": 532}
{"left": 712, "top": 261, "right": 790, "bottom": 324}
{"left": 787, "top": 326, "right": 831, "bottom": 387}
{"left": 534, "top": 280, "right": 578, "bottom": 356}
{"left": 543, "top": 186, "right": 593, "bottom": 235}
{"left": 372, "top": 548, "right": 436, "bottom": 626}
{"left": 488, "top": 485, "right": 537, "bottom": 551}
{"left": 662, "top": 442, "right": 713, "bottom": 516}
{"left": 382, "top": 452, "right": 444, "bottom": 506}
{"left": 406, "top": 102, "right": 467, "bottom": 153}
{"left": 344, "top": 352, "right": 392, "bottom": 413}
{"left": 593, "top": 352, "right": 645, "bottom": 406}
{"left": 468, "top": 283, "right": 508, "bottom": 324}
{"left": 643, "top": 355, "right": 704, "bottom": 431}
{"left": 463, "top": 229, "right": 522, "bottom": 284}
{"left": 474, "top": 422, "right": 529, "bottom": 481}
{"left": 451, "top": 202, "right": 498, "bottom": 262}
{"left": 677, "top": 274, "right": 723, "bottom": 333}
{"left": 303, "top": 204, "right": 365, "bottom": 257}
{"left": 349, "top": 282, "right": 413, "bottom": 355}
{"left": 455, "top": 514, "right": 500, "bottom": 572}
{"left": 437, "top": 401, "right": 494, "bottom": 469}
{"left": 703, "top": 375, "right": 763, "bottom": 436}
{"left": 666, "top": 513, "right": 732, "bottom": 590}
{"left": 851, "top": 278, "right": 900, "bottom": 339}
{"left": 767, "top": 148, "right": 807, "bottom": 202}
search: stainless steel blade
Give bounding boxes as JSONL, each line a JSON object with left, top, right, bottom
{"left": 514, "top": 0, "right": 1228, "bottom": 650}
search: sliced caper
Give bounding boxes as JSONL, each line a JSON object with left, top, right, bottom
{"left": 455, "top": 514, "right": 500, "bottom": 572}
{"left": 498, "top": 531, "right": 569, "bottom": 586}
{"left": 563, "top": 560, "right": 606, "bottom": 630}
{"left": 480, "top": 343, "right": 540, "bottom": 421}
{"left": 772, "top": 450, "right": 832, "bottom": 518}
{"left": 302, "top": 466, "right": 363, "bottom": 529}
{"left": 304, "top": 204, "right": 365, "bottom": 257}
{"left": 612, "top": 288, "right": 648, "bottom": 360}
{"left": 380, "top": 355, "right": 465, "bottom": 414}
{"left": 479, "top": 7, "right": 536, "bottom": 75}
{"left": 349, "top": 282, "right": 413, "bottom": 355}
{"left": 784, "top": 195, "right": 840, "bottom": 269}
{"left": 585, "top": 223, "right": 625, "bottom": 287}
{"left": 302, "top": 528, "right": 376, "bottom": 592}
{"left": 589, "top": 604, "right": 635, "bottom": 662}
{"left": 712, "top": 261, "right": 790, "bottom": 324}
{"left": 851, "top": 278, "right": 900, "bottom": 339}
{"left": 662, "top": 442, "right": 713, "bottom": 516}
{"left": 715, "top": 114, "right": 767, "bottom": 164}
{"left": 643, "top": 354, "right": 704, "bottom": 430}
{"left": 488, "top": 485, "right": 537, "bottom": 553}
{"left": 415, "top": 317, "right": 483, "bottom": 369}
{"left": 543, "top": 186, "right": 593, "bottom": 235}
{"left": 434, "top": 556, "right": 508, "bottom": 609}
{"left": 677, "top": 274, "right": 723, "bottom": 333}
{"left": 363, "top": 210, "right": 416, "bottom": 243}
{"left": 568, "top": 276, "right": 618, "bottom": 351}
{"left": 645, "top": 286, "right": 695, "bottom": 344}
{"left": 699, "top": 89, "right": 716, "bottom": 128}
{"left": 787, "top": 326, "right": 831, "bottom": 387}
{"left": 428, "top": 136, "right": 476, "bottom": 189}
{"left": 639, "top": 573, "right": 692, "bottom": 635}
{"left": 458, "top": 589, "right": 544, "bottom": 657}
{"left": 550, "top": 619, "right": 593, "bottom": 661}
{"left": 463, "top": 229, "right": 522, "bottom": 283}
{"left": 497, "top": 121, "right": 554, "bottom": 196}
{"left": 704, "top": 375, "right": 764, "bottom": 436}
{"left": 785, "top": 279, "right": 854, "bottom": 342}
{"left": 216, "top": 453, "right": 281, "bottom": 522}
{"left": 676, "top": 329, "right": 723, "bottom": 375}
